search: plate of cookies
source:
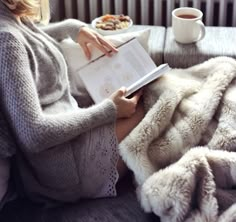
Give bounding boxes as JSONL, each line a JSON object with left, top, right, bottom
{"left": 92, "top": 14, "right": 133, "bottom": 35}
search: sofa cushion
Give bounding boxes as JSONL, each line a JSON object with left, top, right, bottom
{"left": 127, "top": 25, "right": 166, "bottom": 66}
{"left": 0, "top": 175, "right": 158, "bottom": 222}
{"left": 0, "top": 158, "right": 10, "bottom": 206}
{"left": 164, "top": 27, "right": 236, "bottom": 68}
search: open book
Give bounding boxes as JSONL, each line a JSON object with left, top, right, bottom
{"left": 78, "top": 38, "right": 171, "bottom": 103}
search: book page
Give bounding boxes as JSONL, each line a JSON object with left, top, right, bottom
{"left": 125, "top": 63, "right": 171, "bottom": 97}
{"left": 78, "top": 39, "right": 157, "bottom": 103}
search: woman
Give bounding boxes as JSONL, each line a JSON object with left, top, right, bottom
{"left": 0, "top": 0, "right": 144, "bottom": 203}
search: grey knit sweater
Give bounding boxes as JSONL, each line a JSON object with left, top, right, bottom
{"left": 0, "top": 2, "right": 117, "bottom": 202}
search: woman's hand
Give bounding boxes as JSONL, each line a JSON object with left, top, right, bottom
{"left": 110, "top": 87, "right": 143, "bottom": 119}
{"left": 77, "top": 26, "right": 118, "bottom": 60}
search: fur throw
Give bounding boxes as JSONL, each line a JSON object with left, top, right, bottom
{"left": 140, "top": 147, "right": 236, "bottom": 222}
{"left": 119, "top": 56, "right": 236, "bottom": 221}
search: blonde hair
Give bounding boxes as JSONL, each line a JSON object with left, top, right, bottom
{"left": 1, "top": 0, "right": 50, "bottom": 24}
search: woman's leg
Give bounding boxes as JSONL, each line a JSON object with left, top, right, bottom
{"left": 116, "top": 100, "right": 145, "bottom": 142}
{"left": 115, "top": 101, "right": 145, "bottom": 179}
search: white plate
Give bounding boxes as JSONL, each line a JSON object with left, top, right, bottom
{"left": 91, "top": 15, "right": 133, "bottom": 36}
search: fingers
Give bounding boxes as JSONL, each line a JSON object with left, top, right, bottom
{"left": 118, "top": 86, "right": 126, "bottom": 96}
{"left": 123, "top": 89, "right": 143, "bottom": 116}
{"left": 78, "top": 27, "right": 118, "bottom": 59}
{"left": 112, "top": 87, "right": 142, "bottom": 118}
{"left": 98, "top": 37, "right": 118, "bottom": 53}
{"left": 117, "top": 87, "right": 142, "bottom": 106}
{"left": 81, "top": 43, "right": 91, "bottom": 60}
{"left": 92, "top": 35, "right": 118, "bottom": 57}
{"left": 129, "top": 89, "right": 143, "bottom": 104}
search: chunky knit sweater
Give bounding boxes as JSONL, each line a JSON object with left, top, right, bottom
{"left": 0, "top": 2, "right": 118, "bottom": 202}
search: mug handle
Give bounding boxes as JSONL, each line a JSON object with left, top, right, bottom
{"left": 195, "top": 20, "right": 206, "bottom": 41}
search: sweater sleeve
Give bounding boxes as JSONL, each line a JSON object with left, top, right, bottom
{"left": 0, "top": 32, "right": 117, "bottom": 153}
{"left": 40, "top": 19, "right": 87, "bottom": 42}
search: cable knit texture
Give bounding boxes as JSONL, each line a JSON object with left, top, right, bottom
{"left": 0, "top": 2, "right": 119, "bottom": 203}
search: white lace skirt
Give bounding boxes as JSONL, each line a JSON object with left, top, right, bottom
{"left": 72, "top": 123, "right": 120, "bottom": 198}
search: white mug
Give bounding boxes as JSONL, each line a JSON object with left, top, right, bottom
{"left": 172, "top": 7, "right": 206, "bottom": 44}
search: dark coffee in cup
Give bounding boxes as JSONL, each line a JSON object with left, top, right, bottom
{"left": 177, "top": 14, "right": 197, "bottom": 19}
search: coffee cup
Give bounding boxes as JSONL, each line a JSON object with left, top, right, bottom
{"left": 172, "top": 7, "right": 206, "bottom": 44}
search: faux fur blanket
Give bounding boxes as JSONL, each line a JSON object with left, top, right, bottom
{"left": 119, "top": 56, "right": 236, "bottom": 221}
